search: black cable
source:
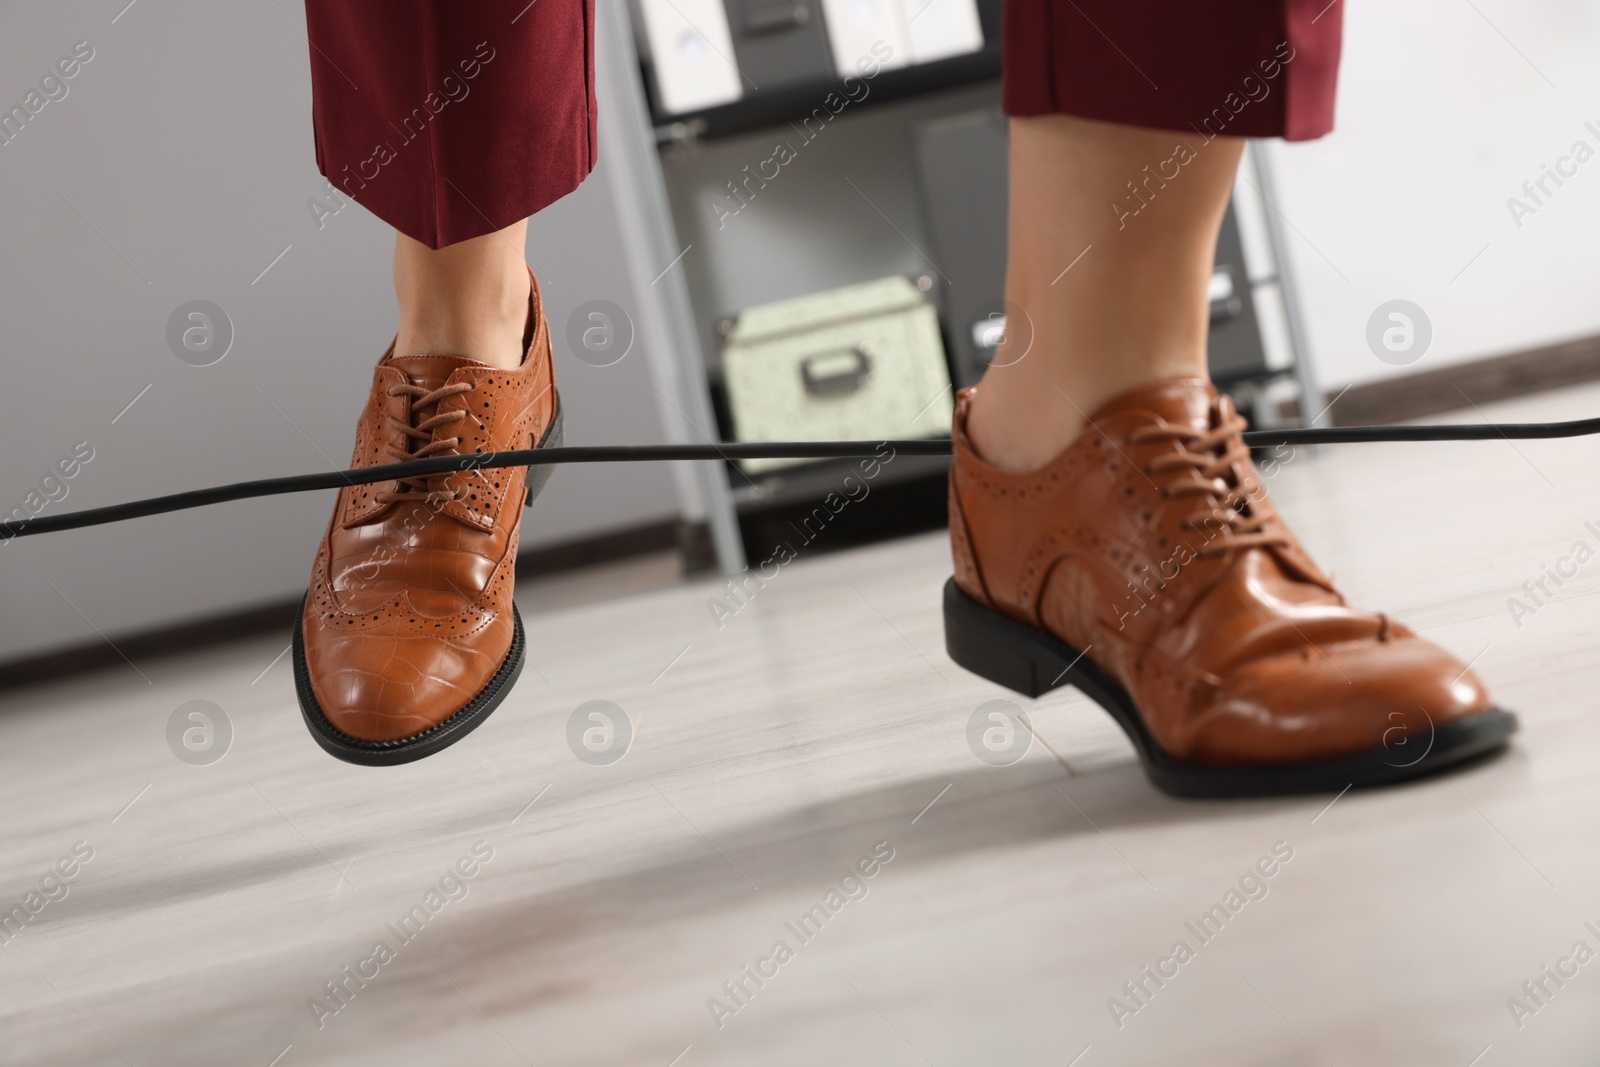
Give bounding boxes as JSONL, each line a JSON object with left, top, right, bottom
{"left": 4, "top": 414, "right": 1597, "bottom": 541}
{"left": 1245, "top": 414, "right": 1600, "bottom": 444}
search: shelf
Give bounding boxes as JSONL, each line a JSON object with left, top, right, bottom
{"left": 647, "top": 46, "right": 1002, "bottom": 142}
{"left": 728, "top": 450, "right": 949, "bottom": 512}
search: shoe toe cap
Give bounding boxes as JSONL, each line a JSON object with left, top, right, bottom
{"left": 304, "top": 626, "right": 509, "bottom": 744}
{"left": 1181, "top": 636, "right": 1491, "bottom": 766}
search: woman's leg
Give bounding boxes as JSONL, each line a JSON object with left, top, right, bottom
{"left": 944, "top": 0, "right": 1514, "bottom": 793}
{"left": 966, "top": 116, "right": 1244, "bottom": 471}
{"left": 976, "top": 0, "right": 1343, "bottom": 466}
{"left": 293, "top": 0, "right": 590, "bottom": 762}
{"left": 393, "top": 221, "right": 533, "bottom": 371}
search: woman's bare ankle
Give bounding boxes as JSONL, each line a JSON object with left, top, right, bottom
{"left": 966, "top": 359, "right": 1210, "bottom": 473}
{"left": 392, "top": 223, "right": 532, "bottom": 370}
{"left": 965, "top": 375, "right": 1084, "bottom": 472}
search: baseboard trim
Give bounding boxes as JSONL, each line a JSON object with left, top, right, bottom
{"left": 0, "top": 519, "right": 699, "bottom": 693}
{"left": 1331, "top": 333, "right": 1600, "bottom": 426}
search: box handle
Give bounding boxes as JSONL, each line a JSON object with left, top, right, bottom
{"left": 744, "top": 1, "right": 810, "bottom": 35}
{"left": 800, "top": 346, "right": 873, "bottom": 397}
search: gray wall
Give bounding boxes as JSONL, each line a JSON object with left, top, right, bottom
{"left": 0, "top": 0, "right": 689, "bottom": 662}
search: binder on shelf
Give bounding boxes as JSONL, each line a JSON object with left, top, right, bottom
{"left": 816, "top": 0, "right": 982, "bottom": 76}
{"left": 634, "top": 0, "right": 997, "bottom": 132}
{"left": 637, "top": 0, "right": 744, "bottom": 115}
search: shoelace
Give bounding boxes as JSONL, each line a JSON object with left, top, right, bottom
{"left": 1128, "top": 408, "right": 1290, "bottom": 558}
{"left": 375, "top": 381, "right": 476, "bottom": 506}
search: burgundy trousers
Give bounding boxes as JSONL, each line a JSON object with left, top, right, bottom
{"left": 303, "top": 0, "right": 597, "bottom": 250}
{"left": 304, "top": 0, "right": 1340, "bottom": 249}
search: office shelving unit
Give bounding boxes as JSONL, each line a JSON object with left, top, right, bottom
{"left": 606, "top": 0, "right": 1317, "bottom": 574}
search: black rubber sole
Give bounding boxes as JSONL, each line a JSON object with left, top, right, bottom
{"left": 943, "top": 579, "right": 1519, "bottom": 798}
{"left": 292, "top": 395, "right": 562, "bottom": 767}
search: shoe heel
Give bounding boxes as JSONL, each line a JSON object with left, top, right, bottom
{"left": 524, "top": 392, "right": 564, "bottom": 508}
{"left": 943, "top": 578, "right": 1076, "bottom": 698}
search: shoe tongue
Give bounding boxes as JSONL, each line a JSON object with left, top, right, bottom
{"left": 1087, "top": 378, "right": 1215, "bottom": 431}
{"left": 386, "top": 353, "right": 489, "bottom": 390}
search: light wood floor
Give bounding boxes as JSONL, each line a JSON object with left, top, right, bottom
{"left": 4, "top": 384, "right": 1600, "bottom": 1066}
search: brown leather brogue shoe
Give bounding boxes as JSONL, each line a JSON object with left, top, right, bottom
{"left": 945, "top": 379, "right": 1516, "bottom": 796}
{"left": 293, "top": 269, "right": 562, "bottom": 765}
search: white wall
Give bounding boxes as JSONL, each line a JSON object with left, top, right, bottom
{"left": 1262, "top": 0, "right": 1600, "bottom": 391}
